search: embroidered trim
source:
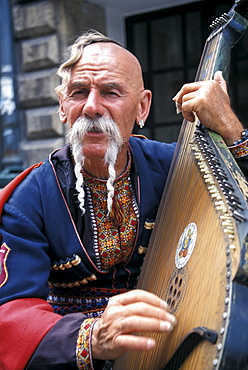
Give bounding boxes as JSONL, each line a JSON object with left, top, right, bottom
{"left": 83, "top": 157, "right": 139, "bottom": 271}
{"left": 144, "top": 220, "right": 155, "bottom": 229}
{"left": 228, "top": 139, "right": 248, "bottom": 158}
{"left": 50, "top": 254, "right": 82, "bottom": 270}
{"left": 77, "top": 318, "right": 96, "bottom": 370}
{"left": 47, "top": 285, "right": 128, "bottom": 317}
{"left": 49, "top": 279, "right": 97, "bottom": 288}
{"left": 228, "top": 128, "right": 248, "bottom": 146}
{"left": 137, "top": 246, "right": 147, "bottom": 255}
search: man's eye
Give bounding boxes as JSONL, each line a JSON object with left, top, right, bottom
{"left": 74, "top": 90, "right": 86, "bottom": 95}
{"left": 69, "top": 90, "right": 87, "bottom": 99}
{"left": 106, "top": 91, "right": 119, "bottom": 97}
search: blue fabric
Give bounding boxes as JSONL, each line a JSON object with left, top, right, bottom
{"left": 0, "top": 136, "right": 175, "bottom": 368}
{"left": 0, "top": 136, "right": 175, "bottom": 305}
{"left": 1, "top": 134, "right": 247, "bottom": 368}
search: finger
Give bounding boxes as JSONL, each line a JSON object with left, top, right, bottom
{"left": 214, "top": 70, "right": 227, "bottom": 93}
{"left": 111, "top": 300, "right": 175, "bottom": 323}
{"left": 112, "top": 289, "right": 169, "bottom": 311}
{"left": 118, "top": 315, "right": 175, "bottom": 334}
{"left": 177, "top": 93, "right": 198, "bottom": 122}
{"left": 173, "top": 89, "right": 196, "bottom": 119}
{"left": 115, "top": 334, "right": 156, "bottom": 353}
{"left": 172, "top": 81, "right": 202, "bottom": 103}
{"left": 182, "top": 110, "right": 197, "bottom": 123}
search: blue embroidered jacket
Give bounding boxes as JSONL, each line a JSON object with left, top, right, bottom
{"left": 0, "top": 136, "right": 176, "bottom": 368}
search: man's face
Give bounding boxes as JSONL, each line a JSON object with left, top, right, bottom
{"left": 59, "top": 42, "right": 146, "bottom": 161}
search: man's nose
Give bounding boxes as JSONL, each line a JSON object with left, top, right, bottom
{"left": 83, "top": 90, "right": 105, "bottom": 119}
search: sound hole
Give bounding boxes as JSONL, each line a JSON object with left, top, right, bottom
{"left": 165, "top": 268, "right": 187, "bottom": 314}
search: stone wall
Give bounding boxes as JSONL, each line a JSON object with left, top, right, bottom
{"left": 11, "top": 0, "right": 105, "bottom": 167}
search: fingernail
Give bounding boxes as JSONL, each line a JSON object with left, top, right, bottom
{"left": 175, "top": 102, "right": 182, "bottom": 114}
{"left": 161, "top": 300, "right": 169, "bottom": 310}
{"left": 147, "top": 338, "right": 156, "bottom": 350}
{"left": 161, "top": 321, "right": 173, "bottom": 332}
{"left": 170, "top": 316, "right": 177, "bottom": 325}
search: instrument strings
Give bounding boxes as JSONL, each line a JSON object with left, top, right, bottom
{"left": 135, "top": 32, "right": 223, "bottom": 370}
{"left": 126, "top": 33, "right": 223, "bottom": 370}
{"left": 162, "top": 32, "right": 222, "bottom": 370}
{"left": 114, "top": 30, "right": 223, "bottom": 370}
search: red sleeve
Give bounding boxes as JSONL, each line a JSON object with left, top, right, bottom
{"left": 0, "top": 298, "right": 61, "bottom": 370}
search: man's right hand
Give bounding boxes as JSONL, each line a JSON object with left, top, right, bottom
{"left": 91, "top": 289, "right": 177, "bottom": 360}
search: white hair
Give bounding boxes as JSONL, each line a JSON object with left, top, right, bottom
{"left": 67, "top": 116, "right": 124, "bottom": 214}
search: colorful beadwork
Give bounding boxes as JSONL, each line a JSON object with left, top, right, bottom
{"left": 76, "top": 317, "right": 96, "bottom": 370}
{"left": 83, "top": 160, "right": 139, "bottom": 271}
{"left": 47, "top": 285, "right": 128, "bottom": 317}
{"left": 229, "top": 139, "right": 248, "bottom": 158}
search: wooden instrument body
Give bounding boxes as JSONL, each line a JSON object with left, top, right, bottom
{"left": 115, "top": 126, "right": 248, "bottom": 370}
{"left": 114, "top": 2, "right": 248, "bottom": 369}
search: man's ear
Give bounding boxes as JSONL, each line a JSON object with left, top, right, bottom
{"left": 59, "top": 97, "right": 67, "bottom": 124}
{"left": 136, "top": 89, "right": 152, "bottom": 127}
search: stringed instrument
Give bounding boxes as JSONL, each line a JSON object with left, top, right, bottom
{"left": 114, "top": 1, "right": 248, "bottom": 369}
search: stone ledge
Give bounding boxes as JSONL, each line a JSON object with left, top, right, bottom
{"left": 25, "top": 106, "right": 63, "bottom": 140}
{"left": 13, "top": 1, "right": 56, "bottom": 39}
{"left": 21, "top": 34, "right": 59, "bottom": 72}
{"left": 20, "top": 137, "right": 65, "bottom": 166}
{"left": 18, "top": 69, "right": 59, "bottom": 108}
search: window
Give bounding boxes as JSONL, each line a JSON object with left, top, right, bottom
{"left": 126, "top": 0, "right": 248, "bottom": 142}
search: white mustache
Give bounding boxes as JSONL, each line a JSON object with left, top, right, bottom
{"left": 67, "top": 116, "right": 123, "bottom": 145}
{"left": 67, "top": 116, "right": 124, "bottom": 215}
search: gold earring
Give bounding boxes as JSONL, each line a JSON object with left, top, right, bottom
{"left": 139, "top": 120, "right": 144, "bottom": 128}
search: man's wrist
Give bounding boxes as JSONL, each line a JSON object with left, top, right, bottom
{"left": 228, "top": 128, "right": 248, "bottom": 158}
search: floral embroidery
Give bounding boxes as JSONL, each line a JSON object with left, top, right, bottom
{"left": 83, "top": 160, "right": 139, "bottom": 271}
{"left": 77, "top": 318, "right": 96, "bottom": 370}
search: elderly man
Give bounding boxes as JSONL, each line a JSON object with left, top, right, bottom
{"left": 0, "top": 30, "right": 247, "bottom": 369}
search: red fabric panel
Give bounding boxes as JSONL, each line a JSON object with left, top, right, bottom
{"left": 0, "top": 298, "right": 62, "bottom": 370}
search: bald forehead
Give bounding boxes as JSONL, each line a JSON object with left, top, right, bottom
{"left": 78, "top": 42, "right": 144, "bottom": 90}
{"left": 82, "top": 42, "right": 140, "bottom": 69}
